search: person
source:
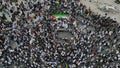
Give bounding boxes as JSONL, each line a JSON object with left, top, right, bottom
{"left": 0, "top": 0, "right": 119, "bottom": 68}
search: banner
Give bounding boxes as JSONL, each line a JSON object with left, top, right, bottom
{"left": 52, "top": 14, "right": 67, "bottom": 20}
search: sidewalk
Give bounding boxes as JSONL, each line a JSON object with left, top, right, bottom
{"left": 80, "top": 0, "right": 120, "bottom": 24}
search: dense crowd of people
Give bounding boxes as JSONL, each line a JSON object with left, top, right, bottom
{"left": 0, "top": 0, "right": 120, "bottom": 68}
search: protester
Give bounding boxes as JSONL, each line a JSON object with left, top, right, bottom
{"left": 0, "top": 0, "right": 119, "bottom": 68}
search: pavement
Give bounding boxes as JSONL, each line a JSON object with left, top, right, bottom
{"left": 80, "top": 0, "right": 120, "bottom": 24}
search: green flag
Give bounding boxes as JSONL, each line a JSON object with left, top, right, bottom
{"left": 52, "top": 14, "right": 67, "bottom": 20}
{"left": 65, "top": 64, "right": 69, "bottom": 68}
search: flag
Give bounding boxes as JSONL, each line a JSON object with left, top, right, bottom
{"left": 56, "top": 0, "right": 60, "bottom": 4}
{"left": 65, "top": 64, "right": 69, "bottom": 68}
{"left": 52, "top": 14, "right": 67, "bottom": 20}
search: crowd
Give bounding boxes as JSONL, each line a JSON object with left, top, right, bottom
{"left": 0, "top": 0, "right": 120, "bottom": 68}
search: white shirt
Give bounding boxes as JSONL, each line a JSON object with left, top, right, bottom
{"left": 0, "top": 51, "right": 2, "bottom": 56}
{"left": 33, "top": 16, "right": 40, "bottom": 23}
{"left": 2, "top": 0, "right": 6, "bottom": 5}
{"left": 73, "top": 21, "right": 77, "bottom": 27}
